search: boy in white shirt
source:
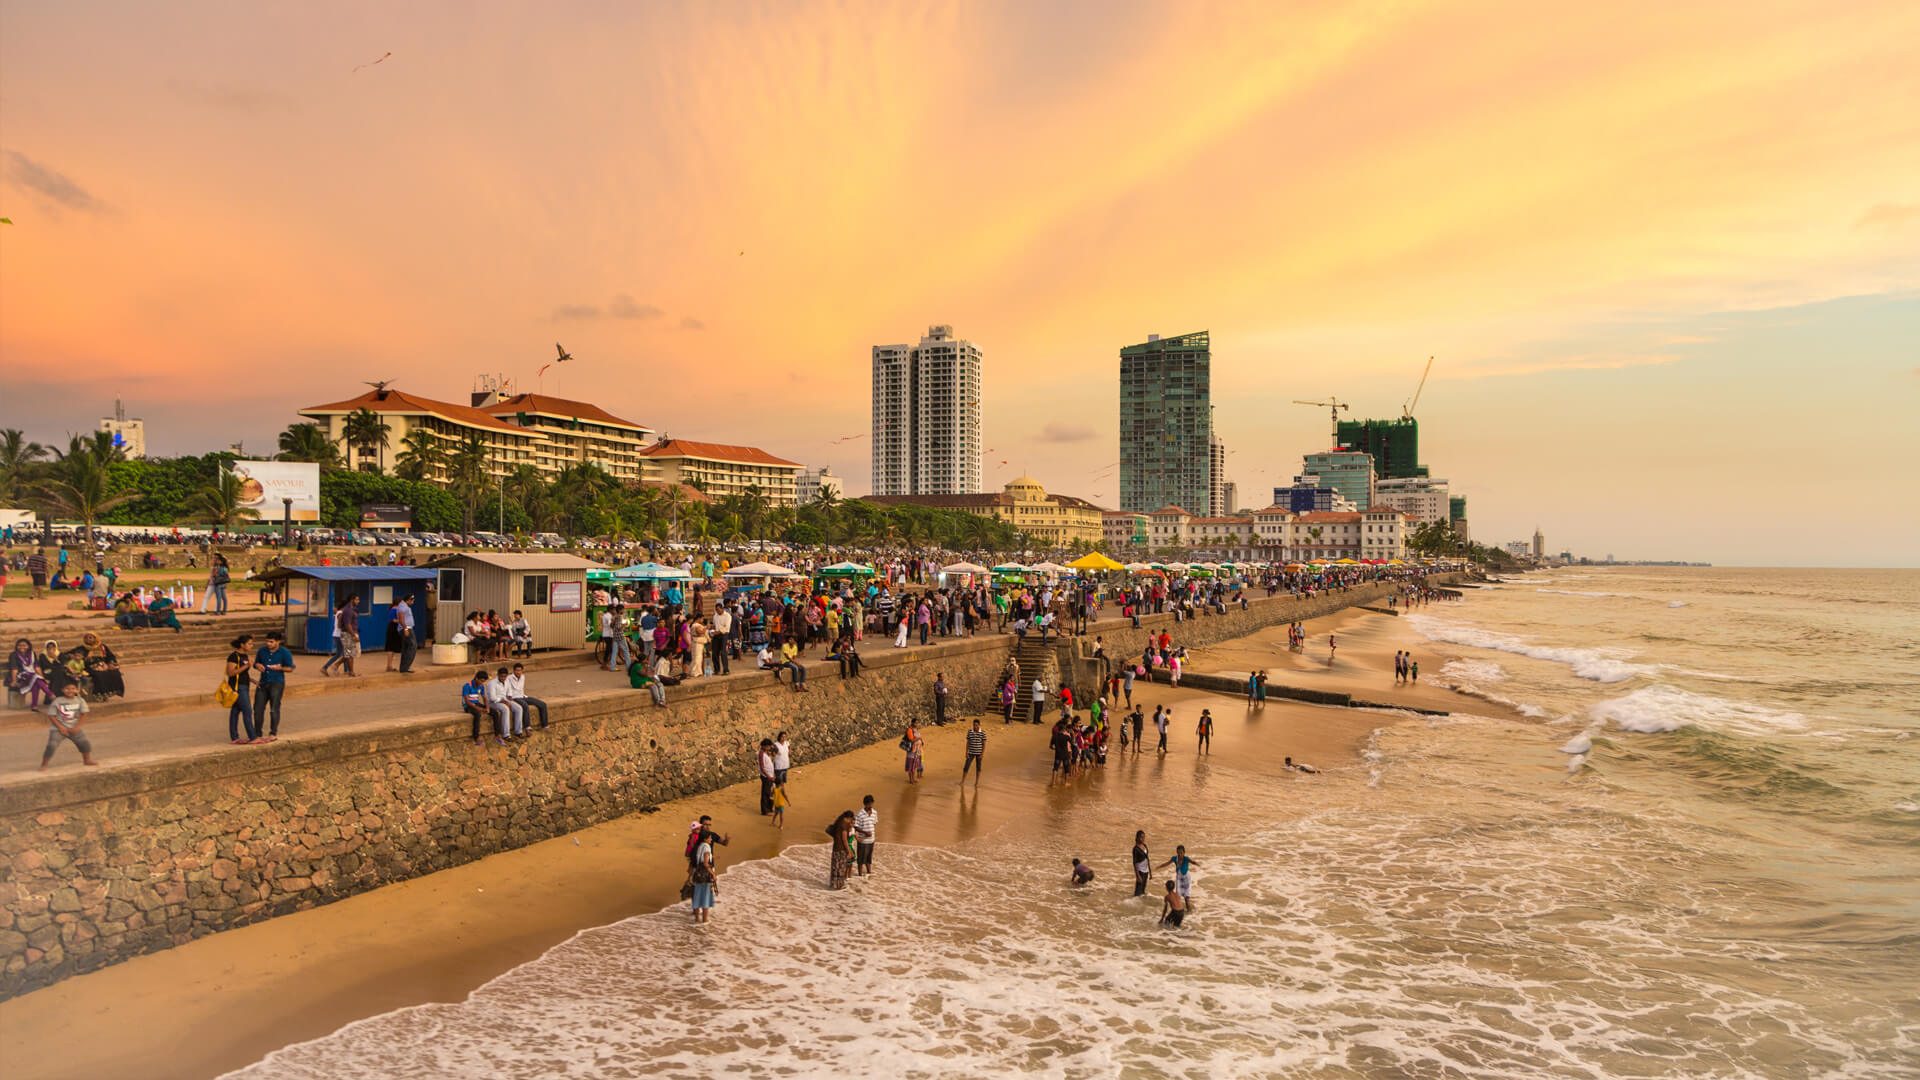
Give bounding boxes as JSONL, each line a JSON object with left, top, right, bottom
{"left": 507, "top": 662, "right": 548, "bottom": 729}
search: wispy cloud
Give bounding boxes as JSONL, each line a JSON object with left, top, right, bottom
{"left": 608, "top": 294, "right": 663, "bottom": 320}
{"left": 551, "top": 294, "right": 666, "bottom": 322}
{"left": 1856, "top": 202, "right": 1920, "bottom": 229}
{"left": 1037, "top": 421, "right": 1095, "bottom": 443}
{"left": 679, "top": 316, "right": 705, "bottom": 331}
{"left": 3, "top": 151, "right": 106, "bottom": 214}
{"left": 167, "top": 80, "right": 297, "bottom": 113}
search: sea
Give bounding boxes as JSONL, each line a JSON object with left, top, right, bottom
{"left": 229, "top": 567, "right": 1919, "bottom": 1079}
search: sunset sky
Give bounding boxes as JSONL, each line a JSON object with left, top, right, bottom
{"left": 2, "top": 2, "right": 1916, "bottom": 565}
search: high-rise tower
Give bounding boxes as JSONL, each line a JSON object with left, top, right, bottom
{"left": 870, "top": 325, "right": 982, "bottom": 495}
{"left": 1119, "top": 331, "right": 1211, "bottom": 513}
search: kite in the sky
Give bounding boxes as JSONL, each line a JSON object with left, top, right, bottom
{"left": 539, "top": 342, "right": 573, "bottom": 378}
{"left": 353, "top": 51, "right": 392, "bottom": 73}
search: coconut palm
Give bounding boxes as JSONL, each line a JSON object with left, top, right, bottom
{"left": 341, "top": 408, "right": 392, "bottom": 473}
{"left": 394, "top": 427, "right": 444, "bottom": 482}
{"left": 0, "top": 428, "right": 49, "bottom": 503}
{"left": 37, "top": 437, "right": 136, "bottom": 553}
{"left": 445, "top": 432, "right": 491, "bottom": 532}
{"left": 176, "top": 470, "right": 263, "bottom": 531}
{"left": 276, "top": 423, "right": 345, "bottom": 469}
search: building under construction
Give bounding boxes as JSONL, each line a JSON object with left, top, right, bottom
{"left": 1336, "top": 417, "right": 1427, "bottom": 481}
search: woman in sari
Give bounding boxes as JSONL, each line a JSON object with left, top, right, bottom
{"left": 79, "top": 632, "right": 125, "bottom": 699}
{"left": 827, "top": 810, "right": 856, "bottom": 890}
{"left": 8, "top": 638, "right": 52, "bottom": 709}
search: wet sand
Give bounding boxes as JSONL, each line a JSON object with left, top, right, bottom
{"left": 0, "top": 603, "right": 1488, "bottom": 1080}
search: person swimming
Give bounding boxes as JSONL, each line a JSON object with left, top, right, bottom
{"left": 1284, "top": 756, "right": 1319, "bottom": 774}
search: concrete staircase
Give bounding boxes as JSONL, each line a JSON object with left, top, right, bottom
{"left": 0, "top": 614, "right": 284, "bottom": 666}
{"left": 1010, "top": 634, "right": 1063, "bottom": 714}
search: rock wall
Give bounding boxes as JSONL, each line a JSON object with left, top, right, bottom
{"left": 0, "top": 572, "right": 1459, "bottom": 998}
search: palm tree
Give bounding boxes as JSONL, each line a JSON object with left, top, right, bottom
{"left": 37, "top": 439, "right": 136, "bottom": 553}
{"left": 0, "top": 428, "right": 49, "bottom": 503}
{"left": 177, "top": 470, "right": 262, "bottom": 531}
{"left": 341, "top": 408, "right": 392, "bottom": 473}
{"left": 445, "top": 432, "right": 491, "bottom": 532}
{"left": 394, "top": 427, "right": 444, "bottom": 482}
{"left": 276, "top": 423, "right": 345, "bottom": 469}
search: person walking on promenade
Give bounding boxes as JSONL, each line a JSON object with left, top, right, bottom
{"left": 251, "top": 630, "right": 294, "bottom": 742}
{"left": 827, "top": 810, "right": 856, "bottom": 890}
{"left": 758, "top": 739, "right": 778, "bottom": 816}
{"left": 395, "top": 595, "right": 419, "bottom": 673}
{"left": 933, "top": 672, "right": 950, "bottom": 726}
{"left": 461, "top": 669, "right": 493, "bottom": 743}
{"left": 336, "top": 596, "right": 362, "bottom": 678}
{"left": 39, "top": 681, "right": 99, "bottom": 770}
{"left": 688, "top": 826, "right": 721, "bottom": 924}
{"left": 224, "top": 634, "right": 259, "bottom": 745}
{"left": 853, "top": 795, "right": 879, "bottom": 876}
{"left": 1197, "top": 709, "right": 1213, "bottom": 755}
{"left": 710, "top": 603, "right": 732, "bottom": 674}
{"left": 1132, "top": 830, "right": 1152, "bottom": 897}
{"left": 25, "top": 549, "right": 49, "bottom": 599}
{"left": 902, "top": 722, "right": 925, "bottom": 783}
{"left": 961, "top": 717, "right": 986, "bottom": 783}
{"left": 507, "top": 663, "right": 548, "bottom": 729}
{"left": 384, "top": 603, "right": 406, "bottom": 672}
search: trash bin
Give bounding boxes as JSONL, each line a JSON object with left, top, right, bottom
{"left": 431, "top": 642, "right": 469, "bottom": 666}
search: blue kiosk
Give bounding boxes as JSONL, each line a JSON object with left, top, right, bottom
{"left": 261, "top": 565, "right": 437, "bottom": 655}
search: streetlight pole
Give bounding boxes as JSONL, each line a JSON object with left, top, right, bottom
{"left": 498, "top": 473, "right": 505, "bottom": 537}
{"left": 282, "top": 497, "right": 293, "bottom": 546}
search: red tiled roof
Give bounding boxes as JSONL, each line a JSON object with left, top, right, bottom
{"left": 1049, "top": 494, "right": 1108, "bottom": 512}
{"left": 1188, "top": 516, "right": 1250, "bottom": 525}
{"left": 301, "top": 388, "right": 528, "bottom": 434}
{"left": 638, "top": 480, "right": 712, "bottom": 504}
{"left": 640, "top": 439, "right": 801, "bottom": 469}
{"left": 483, "top": 393, "right": 651, "bottom": 433}
{"left": 1149, "top": 505, "right": 1194, "bottom": 517}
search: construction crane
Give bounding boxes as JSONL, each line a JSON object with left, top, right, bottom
{"left": 1293, "top": 398, "right": 1349, "bottom": 448}
{"left": 1403, "top": 355, "right": 1434, "bottom": 420}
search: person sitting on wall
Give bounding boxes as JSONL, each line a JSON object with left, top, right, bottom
{"left": 628, "top": 656, "right": 666, "bottom": 707}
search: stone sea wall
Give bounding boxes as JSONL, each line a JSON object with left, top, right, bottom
{"left": 0, "top": 572, "right": 1459, "bottom": 998}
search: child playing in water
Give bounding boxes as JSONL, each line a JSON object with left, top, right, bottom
{"left": 1160, "top": 880, "right": 1186, "bottom": 928}
{"left": 771, "top": 783, "right": 788, "bottom": 828}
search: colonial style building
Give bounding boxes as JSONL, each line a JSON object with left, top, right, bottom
{"left": 866, "top": 476, "right": 1104, "bottom": 546}
{"left": 1127, "top": 503, "right": 1409, "bottom": 562}
{"left": 1103, "top": 510, "right": 1148, "bottom": 550}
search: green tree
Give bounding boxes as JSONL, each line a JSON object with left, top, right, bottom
{"left": 0, "top": 428, "right": 50, "bottom": 504}
{"left": 393, "top": 428, "right": 444, "bottom": 482}
{"left": 176, "top": 470, "right": 263, "bottom": 531}
{"left": 37, "top": 435, "right": 136, "bottom": 552}
{"left": 341, "top": 408, "right": 392, "bottom": 473}
{"left": 276, "top": 423, "right": 345, "bottom": 470}
{"left": 445, "top": 432, "right": 491, "bottom": 533}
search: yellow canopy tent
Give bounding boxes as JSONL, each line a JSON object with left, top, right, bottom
{"left": 1066, "top": 551, "right": 1125, "bottom": 572}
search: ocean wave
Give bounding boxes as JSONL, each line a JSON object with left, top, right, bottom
{"left": 1561, "top": 733, "right": 1594, "bottom": 755}
{"left": 1590, "top": 685, "right": 1809, "bottom": 736}
{"left": 1409, "top": 617, "right": 1652, "bottom": 683}
{"left": 1538, "top": 588, "right": 1619, "bottom": 598}
{"left": 1440, "top": 658, "right": 1508, "bottom": 683}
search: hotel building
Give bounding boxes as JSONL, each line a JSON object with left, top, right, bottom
{"left": 870, "top": 325, "right": 983, "bottom": 496}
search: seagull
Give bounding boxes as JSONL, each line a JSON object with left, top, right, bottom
{"left": 364, "top": 379, "right": 395, "bottom": 392}
{"left": 540, "top": 343, "right": 574, "bottom": 378}
{"left": 352, "top": 51, "right": 392, "bottom": 73}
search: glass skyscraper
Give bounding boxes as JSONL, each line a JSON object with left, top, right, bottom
{"left": 1119, "top": 331, "right": 1212, "bottom": 513}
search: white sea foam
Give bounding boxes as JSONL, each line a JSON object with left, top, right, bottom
{"left": 1590, "top": 685, "right": 1809, "bottom": 736}
{"left": 1538, "top": 588, "right": 1618, "bottom": 598}
{"left": 1894, "top": 801, "right": 1919, "bottom": 814}
{"left": 1561, "top": 733, "right": 1594, "bottom": 755}
{"left": 1409, "top": 616, "right": 1652, "bottom": 683}
{"left": 1668, "top": 600, "right": 1689, "bottom": 608}
{"left": 1440, "top": 658, "right": 1508, "bottom": 684}
{"left": 1566, "top": 752, "right": 1588, "bottom": 774}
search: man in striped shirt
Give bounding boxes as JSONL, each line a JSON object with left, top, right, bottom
{"left": 961, "top": 717, "right": 986, "bottom": 783}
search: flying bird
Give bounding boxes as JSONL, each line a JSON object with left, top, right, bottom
{"left": 828, "top": 433, "right": 867, "bottom": 444}
{"left": 539, "top": 342, "right": 574, "bottom": 378}
{"left": 364, "top": 379, "right": 395, "bottom": 392}
{"left": 353, "top": 51, "right": 392, "bottom": 73}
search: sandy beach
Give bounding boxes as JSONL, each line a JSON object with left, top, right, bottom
{"left": 1, "top": 607, "right": 1474, "bottom": 1080}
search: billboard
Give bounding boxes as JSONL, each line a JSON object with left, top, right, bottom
{"left": 229, "top": 460, "right": 321, "bottom": 523}
{"left": 359, "top": 503, "right": 414, "bottom": 529}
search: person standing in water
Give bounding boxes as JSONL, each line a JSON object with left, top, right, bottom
{"left": 1196, "top": 709, "right": 1213, "bottom": 755}
{"left": 1160, "top": 880, "right": 1187, "bottom": 928}
{"left": 1132, "top": 830, "right": 1151, "bottom": 897}
{"left": 1157, "top": 845, "right": 1199, "bottom": 908}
